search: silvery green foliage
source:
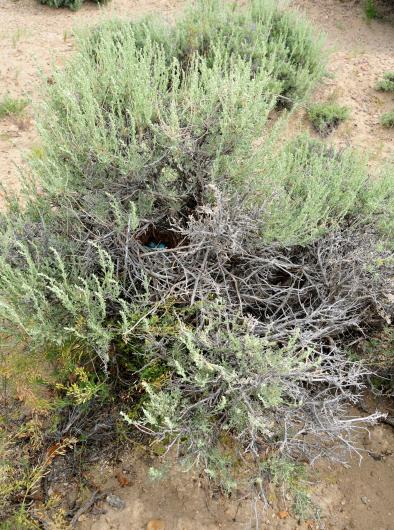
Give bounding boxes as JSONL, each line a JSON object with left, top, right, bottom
{"left": 0, "top": 0, "right": 392, "bottom": 507}
{"left": 29, "top": 2, "right": 390, "bottom": 248}
{"left": 0, "top": 240, "right": 130, "bottom": 365}
{"left": 131, "top": 303, "right": 383, "bottom": 468}
{"left": 31, "top": 0, "right": 326, "bottom": 246}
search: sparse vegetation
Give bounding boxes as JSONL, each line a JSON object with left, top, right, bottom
{"left": 308, "top": 101, "right": 349, "bottom": 136}
{"left": 376, "top": 72, "right": 394, "bottom": 92}
{"left": 0, "top": 95, "right": 28, "bottom": 119}
{"left": 0, "top": 0, "right": 393, "bottom": 526}
{"left": 381, "top": 109, "right": 394, "bottom": 127}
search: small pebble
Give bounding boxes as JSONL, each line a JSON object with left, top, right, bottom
{"left": 106, "top": 494, "right": 126, "bottom": 510}
{"left": 360, "top": 495, "right": 368, "bottom": 505}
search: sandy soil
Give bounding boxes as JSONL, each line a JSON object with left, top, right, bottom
{"left": 294, "top": 0, "right": 394, "bottom": 165}
{"left": 0, "top": 0, "right": 393, "bottom": 529}
{"left": 77, "top": 419, "right": 394, "bottom": 530}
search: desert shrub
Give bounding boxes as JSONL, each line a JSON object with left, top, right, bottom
{"left": 33, "top": 0, "right": 325, "bottom": 206}
{"left": 31, "top": 15, "right": 375, "bottom": 248}
{"left": 307, "top": 101, "right": 349, "bottom": 136}
{"left": 0, "top": 95, "right": 28, "bottom": 119}
{"left": 87, "top": 0, "right": 325, "bottom": 105}
{"left": 381, "top": 109, "right": 394, "bottom": 127}
{"left": 0, "top": 0, "right": 393, "bottom": 519}
{"left": 38, "top": 0, "right": 108, "bottom": 11}
{"left": 376, "top": 72, "right": 394, "bottom": 92}
{"left": 123, "top": 295, "right": 385, "bottom": 493}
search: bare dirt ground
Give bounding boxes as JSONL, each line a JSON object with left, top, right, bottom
{"left": 0, "top": 0, "right": 393, "bottom": 529}
{"left": 294, "top": 0, "right": 394, "bottom": 165}
{"left": 74, "top": 401, "right": 394, "bottom": 530}
{"left": 78, "top": 419, "right": 394, "bottom": 530}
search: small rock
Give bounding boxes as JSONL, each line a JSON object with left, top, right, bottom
{"left": 106, "top": 494, "right": 126, "bottom": 510}
{"left": 146, "top": 519, "right": 165, "bottom": 530}
{"left": 360, "top": 496, "right": 368, "bottom": 505}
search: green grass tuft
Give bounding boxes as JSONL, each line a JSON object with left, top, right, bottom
{"left": 0, "top": 95, "right": 28, "bottom": 120}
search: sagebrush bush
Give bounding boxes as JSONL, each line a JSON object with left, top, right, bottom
{"left": 376, "top": 72, "right": 394, "bottom": 92}
{"left": 381, "top": 109, "right": 394, "bottom": 127}
{"left": 39, "top": 0, "right": 108, "bottom": 10}
{"left": 252, "top": 135, "right": 384, "bottom": 243}
{"left": 88, "top": 0, "right": 324, "bottom": 104}
{"left": 31, "top": 13, "right": 382, "bottom": 247}
{"left": 176, "top": 0, "right": 325, "bottom": 104}
{"left": 0, "top": 0, "right": 393, "bottom": 519}
{"left": 308, "top": 101, "right": 349, "bottom": 136}
{"left": 123, "top": 299, "right": 386, "bottom": 493}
